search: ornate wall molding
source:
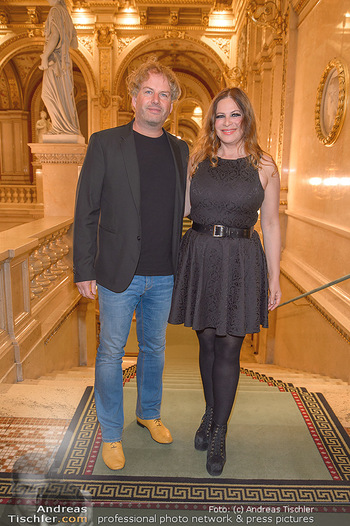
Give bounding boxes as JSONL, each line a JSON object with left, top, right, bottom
{"left": 71, "top": 48, "right": 98, "bottom": 95}
{"left": 0, "top": 33, "right": 43, "bottom": 68}
{"left": 96, "top": 26, "right": 114, "bottom": 47}
{"left": 32, "top": 152, "right": 86, "bottom": 164}
{"left": 293, "top": 0, "right": 312, "bottom": 15}
{"left": 163, "top": 30, "right": 186, "bottom": 39}
{"left": 209, "top": 37, "right": 231, "bottom": 58}
{"left": 99, "top": 46, "right": 112, "bottom": 128}
{"left": 277, "top": 41, "right": 288, "bottom": 170}
{"left": 222, "top": 66, "right": 246, "bottom": 88}
{"left": 247, "top": 0, "right": 287, "bottom": 36}
{"left": 113, "top": 33, "right": 225, "bottom": 95}
{"left": 0, "top": 33, "right": 98, "bottom": 97}
{"left": 315, "top": 58, "right": 348, "bottom": 147}
{"left": 78, "top": 36, "right": 93, "bottom": 56}
{"left": 117, "top": 36, "right": 139, "bottom": 55}
{"left": 268, "top": 67, "right": 275, "bottom": 153}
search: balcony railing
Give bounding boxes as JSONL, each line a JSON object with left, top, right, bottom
{"left": 0, "top": 184, "right": 37, "bottom": 204}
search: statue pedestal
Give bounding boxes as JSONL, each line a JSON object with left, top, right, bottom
{"left": 29, "top": 142, "right": 87, "bottom": 217}
{"left": 42, "top": 133, "right": 85, "bottom": 145}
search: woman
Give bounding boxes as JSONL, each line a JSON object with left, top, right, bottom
{"left": 169, "top": 87, "right": 281, "bottom": 476}
{"left": 39, "top": 0, "right": 80, "bottom": 136}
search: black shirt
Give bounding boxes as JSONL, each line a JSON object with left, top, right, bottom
{"left": 134, "top": 130, "right": 176, "bottom": 275}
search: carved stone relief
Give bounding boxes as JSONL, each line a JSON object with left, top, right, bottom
{"left": 211, "top": 37, "right": 231, "bottom": 58}
{"left": 78, "top": 36, "right": 93, "bottom": 56}
{"left": 0, "top": 72, "right": 10, "bottom": 109}
{"left": 97, "top": 26, "right": 114, "bottom": 47}
{"left": 12, "top": 53, "right": 41, "bottom": 87}
{"left": 117, "top": 37, "right": 139, "bottom": 55}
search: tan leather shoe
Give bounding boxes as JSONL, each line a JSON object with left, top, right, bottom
{"left": 137, "top": 418, "right": 173, "bottom": 444}
{"left": 102, "top": 441, "right": 125, "bottom": 470}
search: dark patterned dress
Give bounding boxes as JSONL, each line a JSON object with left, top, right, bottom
{"left": 169, "top": 156, "right": 269, "bottom": 336}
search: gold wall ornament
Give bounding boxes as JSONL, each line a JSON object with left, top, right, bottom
{"left": 0, "top": 11, "right": 9, "bottom": 25}
{"left": 97, "top": 26, "right": 114, "bottom": 47}
{"left": 315, "top": 58, "right": 348, "bottom": 147}
{"left": 27, "top": 28, "right": 44, "bottom": 38}
{"left": 163, "top": 30, "right": 186, "bottom": 39}
{"left": 247, "top": 1, "right": 286, "bottom": 36}
{"left": 78, "top": 36, "right": 93, "bottom": 56}
{"left": 202, "top": 13, "right": 209, "bottom": 27}
{"left": 117, "top": 36, "right": 138, "bottom": 55}
{"left": 222, "top": 65, "right": 246, "bottom": 89}
{"left": 170, "top": 11, "right": 179, "bottom": 26}
{"left": 211, "top": 37, "right": 231, "bottom": 59}
{"left": 100, "top": 89, "right": 111, "bottom": 109}
{"left": 139, "top": 10, "right": 147, "bottom": 25}
{"left": 26, "top": 8, "right": 40, "bottom": 25}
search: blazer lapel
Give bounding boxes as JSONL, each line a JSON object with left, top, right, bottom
{"left": 166, "top": 132, "right": 187, "bottom": 268}
{"left": 120, "top": 121, "right": 140, "bottom": 211}
{"left": 166, "top": 132, "right": 186, "bottom": 204}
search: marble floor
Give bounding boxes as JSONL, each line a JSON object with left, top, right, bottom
{"left": 0, "top": 331, "right": 349, "bottom": 475}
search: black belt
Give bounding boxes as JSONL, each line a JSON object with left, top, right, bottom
{"left": 192, "top": 222, "right": 254, "bottom": 239}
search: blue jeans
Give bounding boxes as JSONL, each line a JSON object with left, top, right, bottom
{"left": 95, "top": 275, "right": 174, "bottom": 443}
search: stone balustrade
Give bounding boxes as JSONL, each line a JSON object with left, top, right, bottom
{"left": 0, "top": 217, "right": 96, "bottom": 383}
{"left": 0, "top": 184, "right": 37, "bottom": 204}
{"left": 29, "top": 226, "right": 70, "bottom": 300}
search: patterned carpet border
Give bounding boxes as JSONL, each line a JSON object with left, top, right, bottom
{"left": 241, "top": 369, "right": 350, "bottom": 482}
{"left": 2, "top": 366, "right": 350, "bottom": 507}
{"left": 0, "top": 473, "right": 350, "bottom": 508}
{"left": 51, "top": 367, "right": 350, "bottom": 484}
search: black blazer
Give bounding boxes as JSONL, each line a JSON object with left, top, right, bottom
{"left": 73, "top": 120, "right": 189, "bottom": 292}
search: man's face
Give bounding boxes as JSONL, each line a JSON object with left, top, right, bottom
{"left": 132, "top": 72, "right": 173, "bottom": 132}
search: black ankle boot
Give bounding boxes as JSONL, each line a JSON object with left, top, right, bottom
{"left": 194, "top": 406, "right": 213, "bottom": 451}
{"left": 206, "top": 423, "right": 227, "bottom": 476}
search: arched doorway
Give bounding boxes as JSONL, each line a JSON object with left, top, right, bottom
{"left": 0, "top": 38, "right": 89, "bottom": 183}
{"left": 113, "top": 36, "right": 225, "bottom": 147}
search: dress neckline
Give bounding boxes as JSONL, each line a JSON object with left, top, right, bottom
{"left": 218, "top": 155, "right": 249, "bottom": 161}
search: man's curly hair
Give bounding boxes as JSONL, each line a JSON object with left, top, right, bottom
{"left": 126, "top": 56, "right": 181, "bottom": 102}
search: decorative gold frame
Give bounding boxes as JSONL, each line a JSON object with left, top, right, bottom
{"left": 315, "top": 58, "right": 348, "bottom": 146}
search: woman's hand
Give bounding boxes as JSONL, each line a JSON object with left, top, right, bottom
{"left": 268, "top": 277, "right": 282, "bottom": 310}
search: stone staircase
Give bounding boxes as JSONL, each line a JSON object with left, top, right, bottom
{"left": 1, "top": 348, "right": 348, "bottom": 430}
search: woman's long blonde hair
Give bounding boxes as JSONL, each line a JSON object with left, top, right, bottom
{"left": 189, "top": 87, "right": 266, "bottom": 176}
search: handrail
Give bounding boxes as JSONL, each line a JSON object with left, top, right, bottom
{"left": 277, "top": 273, "right": 350, "bottom": 308}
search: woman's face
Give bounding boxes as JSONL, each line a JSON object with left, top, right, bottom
{"left": 214, "top": 97, "right": 244, "bottom": 147}
{"left": 47, "top": 0, "right": 59, "bottom": 6}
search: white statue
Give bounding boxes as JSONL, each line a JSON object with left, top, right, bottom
{"left": 35, "top": 110, "right": 52, "bottom": 142}
{"left": 39, "top": 0, "right": 81, "bottom": 136}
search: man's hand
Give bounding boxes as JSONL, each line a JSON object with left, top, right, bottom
{"left": 76, "top": 280, "right": 97, "bottom": 299}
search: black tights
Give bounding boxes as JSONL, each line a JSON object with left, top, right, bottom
{"left": 197, "top": 328, "right": 244, "bottom": 426}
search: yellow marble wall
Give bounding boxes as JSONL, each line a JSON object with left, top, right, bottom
{"left": 273, "top": 0, "right": 350, "bottom": 380}
{"left": 287, "top": 0, "right": 350, "bottom": 226}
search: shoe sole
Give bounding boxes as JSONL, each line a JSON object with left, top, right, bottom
{"left": 206, "top": 465, "right": 224, "bottom": 476}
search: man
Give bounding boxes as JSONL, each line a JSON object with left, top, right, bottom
{"left": 73, "top": 58, "right": 188, "bottom": 470}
